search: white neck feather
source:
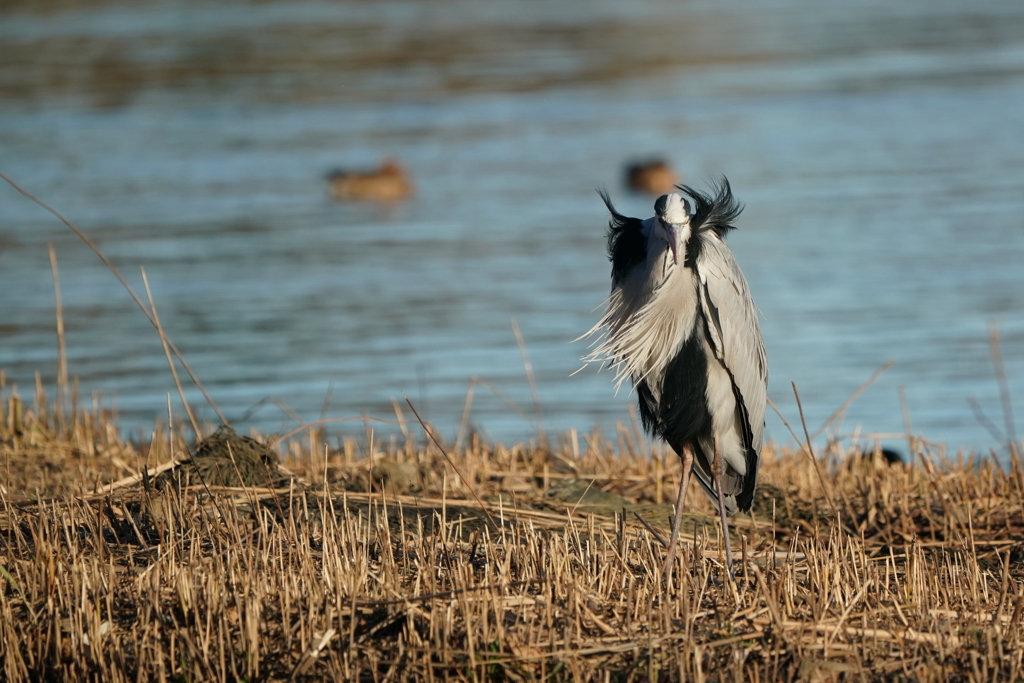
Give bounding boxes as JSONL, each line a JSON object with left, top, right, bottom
{"left": 582, "top": 229, "right": 699, "bottom": 393}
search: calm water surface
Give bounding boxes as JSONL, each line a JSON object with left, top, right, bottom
{"left": 2, "top": 0, "right": 1024, "bottom": 454}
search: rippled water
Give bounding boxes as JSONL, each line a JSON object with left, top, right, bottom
{"left": 2, "top": 0, "right": 1024, "bottom": 453}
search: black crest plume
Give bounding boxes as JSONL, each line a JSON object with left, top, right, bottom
{"left": 677, "top": 176, "right": 743, "bottom": 239}
{"left": 599, "top": 189, "right": 646, "bottom": 284}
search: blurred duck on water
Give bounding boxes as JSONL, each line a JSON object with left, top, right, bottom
{"left": 327, "top": 158, "right": 413, "bottom": 201}
{"left": 625, "top": 158, "right": 680, "bottom": 196}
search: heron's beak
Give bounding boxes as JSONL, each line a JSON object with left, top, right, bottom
{"left": 666, "top": 223, "right": 680, "bottom": 264}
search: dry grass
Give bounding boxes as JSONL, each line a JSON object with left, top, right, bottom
{"left": 2, "top": 387, "right": 1024, "bottom": 682}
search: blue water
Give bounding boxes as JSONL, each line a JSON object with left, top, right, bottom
{"left": 2, "top": 0, "right": 1024, "bottom": 455}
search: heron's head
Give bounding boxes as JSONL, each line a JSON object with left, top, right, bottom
{"left": 653, "top": 193, "right": 691, "bottom": 264}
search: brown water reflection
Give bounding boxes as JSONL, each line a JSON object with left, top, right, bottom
{"left": 1, "top": 20, "right": 758, "bottom": 108}
{"left": 6, "top": 0, "right": 1023, "bottom": 110}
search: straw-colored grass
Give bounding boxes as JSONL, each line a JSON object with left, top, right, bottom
{"left": 2, "top": 387, "right": 1023, "bottom": 682}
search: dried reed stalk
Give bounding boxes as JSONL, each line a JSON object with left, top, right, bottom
{"left": 2, "top": 394, "right": 1023, "bottom": 682}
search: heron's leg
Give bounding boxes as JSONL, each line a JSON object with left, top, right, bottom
{"left": 660, "top": 445, "right": 694, "bottom": 581}
{"left": 712, "top": 442, "right": 735, "bottom": 582}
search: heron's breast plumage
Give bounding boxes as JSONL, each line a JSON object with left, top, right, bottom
{"left": 585, "top": 242, "right": 701, "bottom": 392}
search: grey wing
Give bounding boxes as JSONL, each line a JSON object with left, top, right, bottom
{"left": 695, "top": 236, "right": 768, "bottom": 463}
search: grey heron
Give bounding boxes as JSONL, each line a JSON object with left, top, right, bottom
{"left": 583, "top": 178, "right": 767, "bottom": 579}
